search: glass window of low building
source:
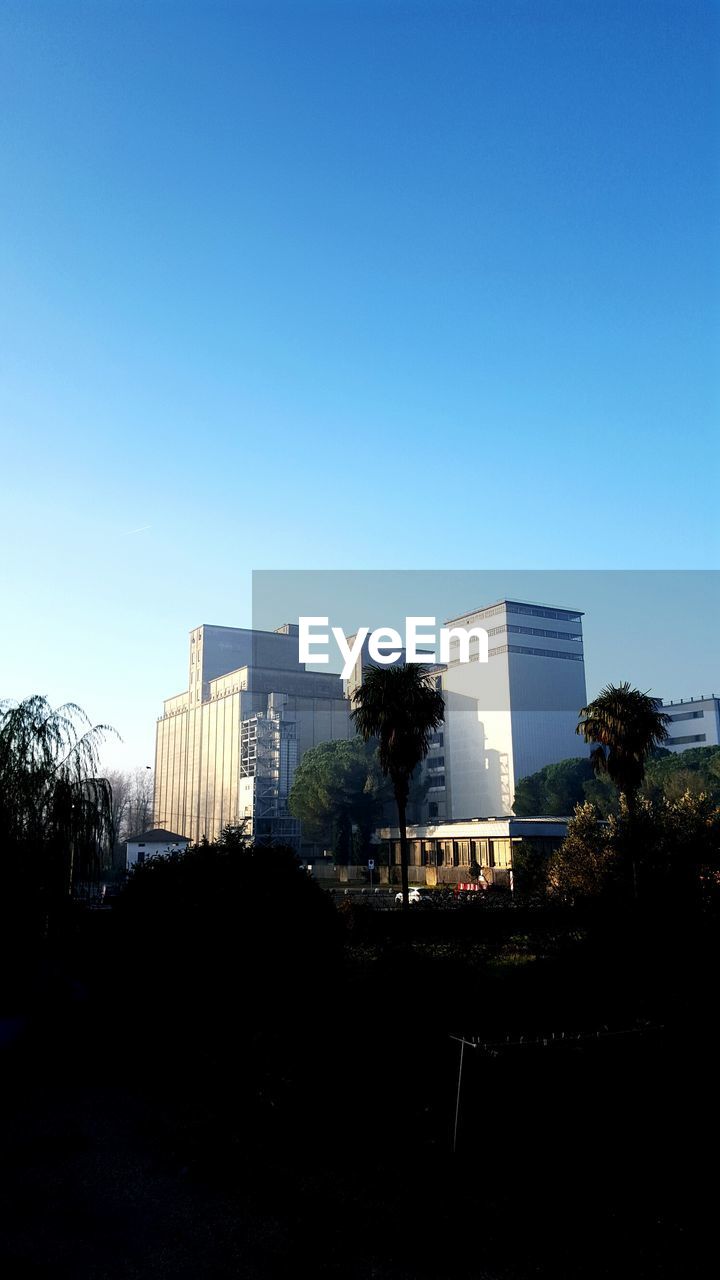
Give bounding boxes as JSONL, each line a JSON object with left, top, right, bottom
{"left": 472, "top": 838, "right": 488, "bottom": 865}
{"left": 456, "top": 839, "right": 471, "bottom": 866}
{"left": 489, "top": 838, "right": 512, "bottom": 868}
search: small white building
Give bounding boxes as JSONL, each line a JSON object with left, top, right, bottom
{"left": 661, "top": 696, "right": 720, "bottom": 753}
{"left": 126, "top": 827, "right": 190, "bottom": 869}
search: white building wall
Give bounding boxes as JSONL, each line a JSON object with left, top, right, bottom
{"left": 661, "top": 696, "right": 720, "bottom": 752}
{"left": 442, "top": 657, "right": 514, "bottom": 818}
{"left": 238, "top": 776, "right": 254, "bottom": 823}
{"left": 441, "top": 600, "right": 589, "bottom": 818}
{"left": 508, "top": 649, "right": 588, "bottom": 787}
{"left": 155, "top": 626, "right": 352, "bottom": 844}
{"left": 126, "top": 836, "right": 189, "bottom": 868}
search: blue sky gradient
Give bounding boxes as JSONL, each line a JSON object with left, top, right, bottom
{"left": 0, "top": 1, "right": 717, "bottom": 766}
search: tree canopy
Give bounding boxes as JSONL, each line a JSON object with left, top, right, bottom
{"left": 544, "top": 790, "right": 720, "bottom": 910}
{"left": 288, "top": 736, "right": 391, "bottom": 861}
{"left": 513, "top": 745, "right": 720, "bottom": 817}
{"left": 576, "top": 682, "right": 670, "bottom": 805}
{"left": 0, "top": 695, "right": 116, "bottom": 908}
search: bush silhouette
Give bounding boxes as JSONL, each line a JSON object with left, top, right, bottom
{"left": 113, "top": 835, "right": 342, "bottom": 1055}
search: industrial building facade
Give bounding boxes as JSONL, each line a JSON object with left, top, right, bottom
{"left": 154, "top": 599, "right": 590, "bottom": 848}
{"left": 439, "top": 599, "right": 589, "bottom": 818}
{"left": 154, "top": 623, "right": 351, "bottom": 844}
{"left": 347, "top": 598, "right": 589, "bottom": 821}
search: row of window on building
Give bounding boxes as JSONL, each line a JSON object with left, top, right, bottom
{"left": 385, "top": 837, "right": 513, "bottom": 869}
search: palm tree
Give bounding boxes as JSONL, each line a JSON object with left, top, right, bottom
{"left": 577, "top": 682, "right": 670, "bottom": 805}
{"left": 576, "top": 682, "right": 670, "bottom": 897}
{"left": 351, "top": 665, "right": 445, "bottom": 911}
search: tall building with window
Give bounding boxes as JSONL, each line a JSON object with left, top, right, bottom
{"left": 238, "top": 693, "right": 302, "bottom": 850}
{"left": 154, "top": 623, "right": 352, "bottom": 843}
{"left": 440, "top": 599, "right": 588, "bottom": 818}
{"left": 660, "top": 695, "right": 720, "bottom": 752}
{"left": 345, "top": 599, "right": 588, "bottom": 821}
{"left": 156, "top": 599, "right": 589, "bottom": 848}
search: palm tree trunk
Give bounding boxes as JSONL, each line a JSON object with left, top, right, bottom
{"left": 625, "top": 788, "right": 639, "bottom": 902}
{"left": 625, "top": 788, "right": 635, "bottom": 901}
{"left": 397, "top": 793, "right": 410, "bottom": 912}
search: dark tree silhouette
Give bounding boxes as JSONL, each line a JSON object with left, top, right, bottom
{"left": 577, "top": 683, "right": 670, "bottom": 809}
{"left": 577, "top": 682, "right": 670, "bottom": 898}
{"left": 288, "top": 736, "right": 391, "bottom": 862}
{"left": 0, "top": 695, "right": 116, "bottom": 919}
{"left": 350, "top": 665, "right": 444, "bottom": 911}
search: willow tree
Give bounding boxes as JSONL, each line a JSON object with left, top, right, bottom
{"left": 0, "top": 696, "right": 117, "bottom": 919}
{"left": 351, "top": 665, "right": 444, "bottom": 910}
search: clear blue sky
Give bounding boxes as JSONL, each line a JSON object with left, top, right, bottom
{"left": 0, "top": 1, "right": 717, "bottom": 768}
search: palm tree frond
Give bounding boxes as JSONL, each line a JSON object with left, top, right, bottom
{"left": 578, "top": 682, "right": 670, "bottom": 801}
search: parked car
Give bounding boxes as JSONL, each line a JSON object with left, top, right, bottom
{"left": 394, "top": 888, "right": 429, "bottom": 906}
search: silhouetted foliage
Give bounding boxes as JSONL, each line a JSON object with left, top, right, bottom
{"left": 514, "top": 744, "right": 719, "bottom": 818}
{"left": 643, "top": 744, "right": 720, "bottom": 805}
{"left": 513, "top": 755, "right": 598, "bottom": 816}
{"left": 512, "top": 836, "right": 560, "bottom": 898}
{"left": 113, "top": 828, "right": 343, "bottom": 1064}
{"left": 351, "top": 664, "right": 444, "bottom": 910}
{"left": 105, "top": 765, "right": 153, "bottom": 859}
{"left": 577, "top": 681, "right": 670, "bottom": 807}
{"left": 288, "top": 736, "right": 391, "bottom": 861}
{"left": 0, "top": 695, "right": 116, "bottom": 928}
{"left": 545, "top": 791, "right": 720, "bottom": 911}
{"left": 546, "top": 802, "right": 620, "bottom": 905}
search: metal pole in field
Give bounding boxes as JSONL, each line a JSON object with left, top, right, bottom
{"left": 453, "top": 1038, "right": 465, "bottom": 1154}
